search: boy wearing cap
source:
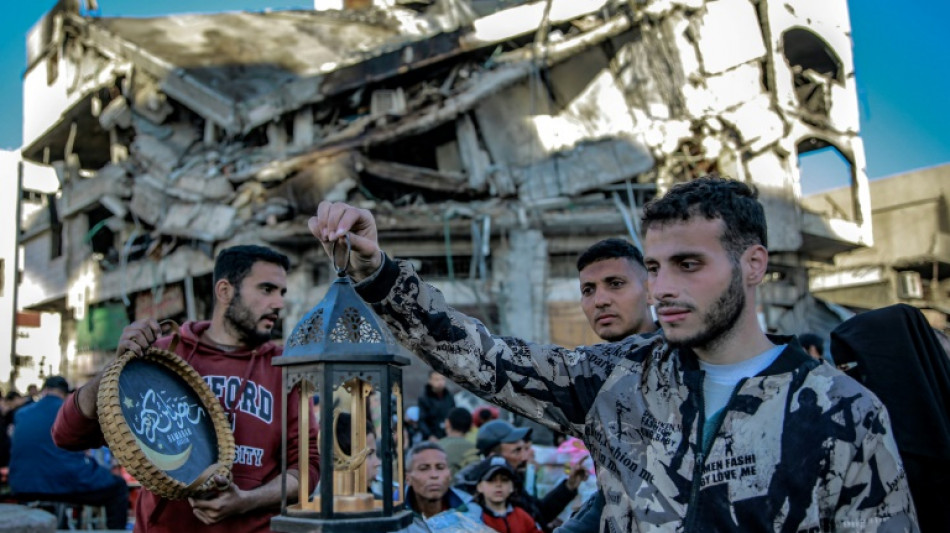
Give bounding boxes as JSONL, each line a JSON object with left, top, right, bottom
{"left": 455, "top": 419, "right": 581, "bottom": 532}
{"left": 474, "top": 456, "right": 542, "bottom": 533}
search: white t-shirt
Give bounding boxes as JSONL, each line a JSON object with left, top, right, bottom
{"left": 697, "top": 344, "right": 785, "bottom": 452}
{"left": 699, "top": 344, "right": 786, "bottom": 421}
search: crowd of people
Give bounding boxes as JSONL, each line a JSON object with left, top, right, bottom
{"left": 400, "top": 415, "right": 590, "bottom": 533}
{"left": 5, "top": 175, "right": 944, "bottom": 532}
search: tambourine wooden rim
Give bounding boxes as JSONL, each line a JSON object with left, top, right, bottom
{"left": 97, "top": 346, "right": 236, "bottom": 500}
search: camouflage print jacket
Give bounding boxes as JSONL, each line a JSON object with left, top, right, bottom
{"left": 357, "top": 257, "right": 918, "bottom": 532}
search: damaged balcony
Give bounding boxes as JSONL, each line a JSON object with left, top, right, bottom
{"left": 797, "top": 137, "right": 872, "bottom": 261}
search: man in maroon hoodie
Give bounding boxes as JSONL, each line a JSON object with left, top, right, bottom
{"left": 52, "top": 245, "right": 319, "bottom": 533}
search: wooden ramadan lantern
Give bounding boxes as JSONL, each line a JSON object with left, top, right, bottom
{"left": 271, "top": 237, "right": 412, "bottom": 533}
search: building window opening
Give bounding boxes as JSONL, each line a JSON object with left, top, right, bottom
{"left": 363, "top": 121, "right": 478, "bottom": 203}
{"left": 86, "top": 205, "right": 119, "bottom": 270}
{"left": 798, "top": 138, "right": 855, "bottom": 220}
{"left": 48, "top": 193, "right": 63, "bottom": 260}
{"left": 367, "top": 121, "right": 455, "bottom": 172}
{"left": 782, "top": 28, "right": 843, "bottom": 119}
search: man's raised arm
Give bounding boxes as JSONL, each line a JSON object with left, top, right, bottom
{"left": 309, "top": 201, "right": 654, "bottom": 438}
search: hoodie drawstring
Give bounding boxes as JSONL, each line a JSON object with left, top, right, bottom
{"left": 227, "top": 350, "right": 259, "bottom": 427}
{"left": 182, "top": 340, "right": 199, "bottom": 366}
{"left": 147, "top": 497, "right": 168, "bottom": 528}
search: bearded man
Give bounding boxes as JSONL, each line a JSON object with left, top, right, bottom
{"left": 53, "top": 245, "right": 319, "bottom": 533}
{"left": 310, "top": 176, "right": 917, "bottom": 532}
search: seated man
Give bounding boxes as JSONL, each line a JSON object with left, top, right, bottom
{"left": 9, "top": 376, "right": 129, "bottom": 530}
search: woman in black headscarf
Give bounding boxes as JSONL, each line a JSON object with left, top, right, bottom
{"left": 831, "top": 304, "right": 950, "bottom": 531}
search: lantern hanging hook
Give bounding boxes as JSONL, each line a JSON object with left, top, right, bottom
{"left": 331, "top": 234, "right": 352, "bottom": 278}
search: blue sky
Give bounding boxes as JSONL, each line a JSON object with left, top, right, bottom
{"left": 2, "top": 0, "right": 948, "bottom": 193}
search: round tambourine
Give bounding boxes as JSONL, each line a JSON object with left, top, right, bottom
{"left": 97, "top": 345, "right": 235, "bottom": 500}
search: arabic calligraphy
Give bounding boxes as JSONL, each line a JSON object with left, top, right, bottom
{"left": 130, "top": 389, "right": 206, "bottom": 447}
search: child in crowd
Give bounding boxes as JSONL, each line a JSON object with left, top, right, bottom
{"left": 474, "top": 456, "right": 542, "bottom": 533}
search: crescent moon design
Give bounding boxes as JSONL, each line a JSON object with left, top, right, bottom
{"left": 134, "top": 436, "right": 193, "bottom": 472}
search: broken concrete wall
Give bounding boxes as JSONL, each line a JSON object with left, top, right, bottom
{"left": 472, "top": 46, "right": 655, "bottom": 202}
{"left": 17, "top": 231, "right": 68, "bottom": 309}
{"left": 746, "top": 151, "right": 802, "bottom": 252}
{"left": 762, "top": 0, "right": 871, "bottom": 244}
{"left": 694, "top": 0, "right": 767, "bottom": 75}
{"left": 62, "top": 164, "right": 130, "bottom": 217}
{"left": 68, "top": 247, "right": 215, "bottom": 320}
{"left": 600, "top": 0, "right": 869, "bottom": 256}
{"left": 766, "top": 0, "right": 859, "bottom": 133}
{"left": 609, "top": 0, "right": 810, "bottom": 253}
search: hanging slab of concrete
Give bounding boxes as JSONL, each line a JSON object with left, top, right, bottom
{"left": 159, "top": 203, "right": 237, "bottom": 241}
{"left": 515, "top": 136, "right": 655, "bottom": 202}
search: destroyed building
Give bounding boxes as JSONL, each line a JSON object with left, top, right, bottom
{"left": 13, "top": 0, "right": 871, "bottom": 386}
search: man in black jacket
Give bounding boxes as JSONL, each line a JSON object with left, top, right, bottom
{"left": 417, "top": 371, "right": 455, "bottom": 441}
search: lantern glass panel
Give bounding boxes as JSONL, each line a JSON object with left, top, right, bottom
{"left": 326, "top": 384, "right": 403, "bottom": 505}
{"left": 328, "top": 375, "right": 375, "bottom": 512}
{"left": 389, "top": 383, "right": 404, "bottom": 504}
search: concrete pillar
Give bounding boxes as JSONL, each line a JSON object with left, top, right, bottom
{"left": 0, "top": 153, "right": 19, "bottom": 389}
{"left": 497, "top": 229, "right": 549, "bottom": 342}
